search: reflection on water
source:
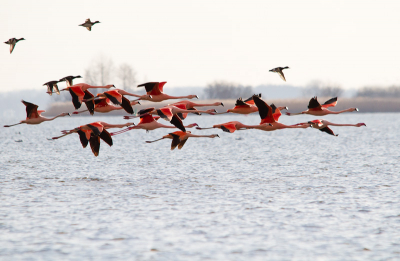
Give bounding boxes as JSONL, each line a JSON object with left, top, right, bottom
{"left": 1, "top": 113, "right": 399, "bottom": 260}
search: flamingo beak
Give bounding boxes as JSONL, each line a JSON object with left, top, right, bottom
{"left": 216, "top": 134, "right": 220, "bottom": 138}
{"left": 355, "top": 108, "right": 359, "bottom": 111}
{"left": 195, "top": 95, "right": 199, "bottom": 99}
{"left": 137, "top": 101, "right": 141, "bottom": 105}
{"left": 285, "top": 107, "right": 288, "bottom": 110}
{"left": 221, "top": 103, "right": 224, "bottom": 107}
{"left": 67, "top": 113, "right": 71, "bottom": 116}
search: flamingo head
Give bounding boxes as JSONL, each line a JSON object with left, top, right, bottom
{"left": 188, "top": 123, "right": 198, "bottom": 128}
{"left": 357, "top": 123, "right": 366, "bottom": 127}
{"left": 211, "top": 134, "right": 220, "bottom": 138}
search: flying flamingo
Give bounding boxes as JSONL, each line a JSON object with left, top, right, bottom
{"left": 125, "top": 105, "right": 216, "bottom": 132}
{"left": 196, "top": 121, "right": 271, "bottom": 133}
{"left": 4, "top": 100, "right": 70, "bottom": 127}
{"left": 54, "top": 83, "right": 115, "bottom": 115}
{"left": 216, "top": 94, "right": 272, "bottom": 115}
{"left": 241, "top": 95, "right": 311, "bottom": 131}
{"left": 293, "top": 119, "right": 366, "bottom": 136}
{"left": 43, "top": 81, "right": 60, "bottom": 96}
{"left": 59, "top": 75, "right": 82, "bottom": 87}
{"left": 146, "top": 131, "right": 219, "bottom": 150}
{"left": 110, "top": 113, "right": 198, "bottom": 136}
{"left": 79, "top": 19, "right": 100, "bottom": 31}
{"left": 286, "top": 97, "right": 359, "bottom": 116}
{"left": 73, "top": 97, "right": 140, "bottom": 115}
{"left": 170, "top": 100, "right": 224, "bottom": 119}
{"left": 4, "top": 38, "right": 25, "bottom": 54}
{"left": 269, "top": 66, "right": 289, "bottom": 81}
{"left": 82, "top": 89, "right": 145, "bottom": 114}
{"left": 137, "top": 82, "right": 198, "bottom": 102}
{"left": 49, "top": 121, "right": 133, "bottom": 156}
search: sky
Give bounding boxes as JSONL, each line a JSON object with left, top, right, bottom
{"left": 1, "top": 0, "right": 400, "bottom": 93}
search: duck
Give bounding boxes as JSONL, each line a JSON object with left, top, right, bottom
{"left": 4, "top": 38, "right": 25, "bottom": 54}
{"left": 269, "top": 66, "right": 289, "bottom": 81}
{"left": 79, "top": 19, "right": 100, "bottom": 31}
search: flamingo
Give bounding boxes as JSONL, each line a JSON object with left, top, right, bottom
{"left": 196, "top": 121, "right": 271, "bottom": 133}
{"left": 170, "top": 100, "right": 224, "bottom": 119}
{"left": 58, "top": 83, "right": 115, "bottom": 114}
{"left": 286, "top": 97, "right": 359, "bottom": 116}
{"left": 146, "top": 131, "right": 220, "bottom": 150}
{"left": 294, "top": 119, "right": 366, "bottom": 136}
{"left": 242, "top": 95, "right": 311, "bottom": 131}
{"left": 4, "top": 38, "right": 25, "bottom": 54}
{"left": 82, "top": 89, "right": 144, "bottom": 114}
{"left": 216, "top": 94, "right": 268, "bottom": 115}
{"left": 59, "top": 75, "right": 82, "bottom": 87}
{"left": 79, "top": 19, "right": 100, "bottom": 31}
{"left": 137, "top": 82, "right": 198, "bottom": 102}
{"left": 73, "top": 97, "right": 140, "bottom": 115}
{"left": 4, "top": 100, "right": 70, "bottom": 127}
{"left": 269, "top": 66, "right": 289, "bottom": 81}
{"left": 110, "top": 114, "right": 198, "bottom": 136}
{"left": 125, "top": 105, "right": 216, "bottom": 132}
{"left": 43, "top": 81, "right": 60, "bottom": 96}
{"left": 50, "top": 121, "right": 133, "bottom": 156}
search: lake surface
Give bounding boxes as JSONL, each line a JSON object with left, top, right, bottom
{"left": 1, "top": 113, "right": 399, "bottom": 260}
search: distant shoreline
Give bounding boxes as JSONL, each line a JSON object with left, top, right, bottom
{"left": 45, "top": 97, "right": 400, "bottom": 116}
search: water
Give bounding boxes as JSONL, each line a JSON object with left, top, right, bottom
{"left": 1, "top": 113, "right": 399, "bottom": 260}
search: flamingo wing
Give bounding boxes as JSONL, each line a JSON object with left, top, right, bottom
{"left": 170, "top": 115, "right": 186, "bottom": 132}
{"left": 68, "top": 88, "right": 84, "bottom": 109}
{"left": 169, "top": 133, "right": 182, "bottom": 150}
{"left": 234, "top": 98, "right": 250, "bottom": 107}
{"left": 94, "top": 98, "right": 108, "bottom": 106}
{"left": 138, "top": 107, "right": 155, "bottom": 115}
{"left": 271, "top": 104, "right": 282, "bottom": 122}
{"left": 220, "top": 123, "right": 237, "bottom": 133}
{"left": 89, "top": 136, "right": 100, "bottom": 156}
{"left": 322, "top": 97, "right": 338, "bottom": 108}
{"left": 253, "top": 95, "right": 275, "bottom": 124}
{"left": 22, "top": 100, "right": 39, "bottom": 119}
{"left": 104, "top": 91, "right": 122, "bottom": 105}
{"left": 83, "top": 90, "right": 95, "bottom": 115}
{"left": 120, "top": 96, "right": 134, "bottom": 114}
{"left": 308, "top": 97, "right": 321, "bottom": 109}
{"left": 87, "top": 124, "right": 102, "bottom": 136}
{"left": 156, "top": 108, "right": 173, "bottom": 121}
{"left": 319, "top": 126, "right": 337, "bottom": 136}
{"left": 243, "top": 93, "right": 261, "bottom": 104}
{"left": 139, "top": 114, "right": 156, "bottom": 124}
{"left": 77, "top": 130, "right": 89, "bottom": 148}
{"left": 137, "top": 82, "right": 163, "bottom": 95}
{"left": 177, "top": 138, "right": 189, "bottom": 149}
{"left": 99, "top": 129, "right": 113, "bottom": 146}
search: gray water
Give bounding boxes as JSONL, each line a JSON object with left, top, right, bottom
{"left": 1, "top": 113, "right": 399, "bottom": 260}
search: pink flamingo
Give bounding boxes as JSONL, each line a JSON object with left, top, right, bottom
{"left": 243, "top": 95, "right": 311, "bottom": 131}
{"left": 4, "top": 100, "right": 70, "bottom": 127}
{"left": 73, "top": 98, "right": 140, "bottom": 115}
{"left": 170, "top": 100, "right": 224, "bottom": 119}
{"left": 294, "top": 119, "right": 366, "bottom": 136}
{"left": 110, "top": 114, "right": 198, "bottom": 136}
{"left": 137, "top": 82, "right": 198, "bottom": 102}
{"left": 146, "top": 131, "right": 219, "bottom": 150}
{"left": 196, "top": 121, "right": 270, "bottom": 133}
{"left": 286, "top": 97, "right": 358, "bottom": 116}
{"left": 49, "top": 121, "right": 133, "bottom": 156}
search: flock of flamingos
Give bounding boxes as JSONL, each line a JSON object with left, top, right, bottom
{"left": 4, "top": 19, "right": 366, "bottom": 156}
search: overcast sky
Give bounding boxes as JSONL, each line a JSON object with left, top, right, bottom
{"left": 1, "top": 0, "right": 400, "bottom": 93}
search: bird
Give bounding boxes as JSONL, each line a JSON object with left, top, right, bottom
{"left": 216, "top": 94, "right": 263, "bottom": 115}
{"left": 4, "top": 100, "right": 70, "bottom": 127}
{"left": 60, "top": 83, "right": 115, "bottom": 114}
{"left": 125, "top": 105, "right": 216, "bottom": 132}
{"left": 286, "top": 97, "right": 359, "bottom": 116}
{"left": 43, "top": 81, "right": 61, "bottom": 96}
{"left": 73, "top": 96, "right": 140, "bottom": 115}
{"left": 79, "top": 19, "right": 100, "bottom": 31}
{"left": 82, "top": 89, "right": 144, "bottom": 114}
{"left": 137, "top": 82, "right": 198, "bottom": 102}
{"left": 169, "top": 100, "right": 224, "bottom": 119}
{"left": 196, "top": 121, "right": 268, "bottom": 133}
{"left": 269, "top": 66, "right": 289, "bottom": 81}
{"left": 146, "top": 131, "right": 220, "bottom": 150}
{"left": 59, "top": 75, "right": 82, "bottom": 87}
{"left": 110, "top": 114, "right": 199, "bottom": 136}
{"left": 294, "top": 119, "right": 366, "bottom": 136}
{"left": 242, "top": 95, "right": 311, "bottom": 131}
{"left": 4, "top": 38, "right": 25, "bottom": 54}
{"left": 50, "top": 121, "right": 133, "bottom": 156}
